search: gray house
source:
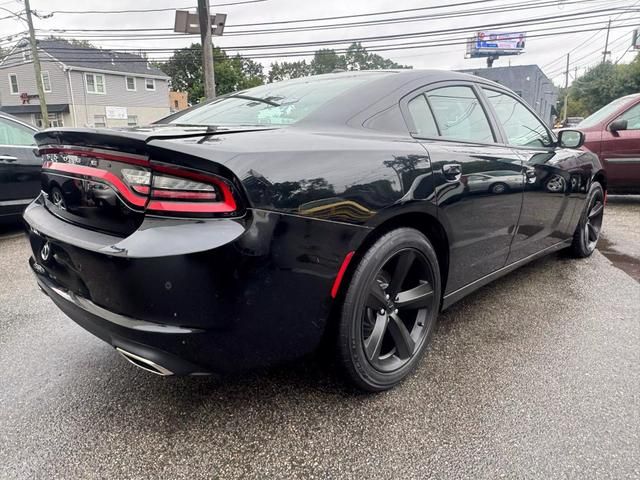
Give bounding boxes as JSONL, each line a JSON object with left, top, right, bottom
{"left": 458, "top": 65, "right": 558, "bottom": 126}
{"left": 0, "top": 39, "right": 170, "bottom": 128}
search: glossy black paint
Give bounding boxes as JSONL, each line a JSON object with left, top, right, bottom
{"left": 24, "top": 70, "right": 605, "bottom": 375}
{"left": 0, "top": 113, "right": 39, "bottom": 218}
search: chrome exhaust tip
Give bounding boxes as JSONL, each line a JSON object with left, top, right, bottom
{"left": 115, "top": 347, "right": 174, "bottom": 376}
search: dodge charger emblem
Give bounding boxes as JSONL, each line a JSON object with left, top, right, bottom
{"left": 40, "top": 242, "right": 50, "bottom": 261}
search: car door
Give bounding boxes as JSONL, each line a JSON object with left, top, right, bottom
{"left": 479, "top": 87, "right": 578, "bottom": 262}
{"left": 0, "top": 116, "right": 40, "bottom": 215}
{"left": 601, "top": 101, "right": 640, "bottom": 192}
{"left": 403, "top": 83, "right": 524, "bottom": 293}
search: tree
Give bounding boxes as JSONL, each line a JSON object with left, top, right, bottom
{"left": 158, "top": 43, "right": 265, "bottom": 103}
{"left": 344, "top": 42, "right": 411, "bottom": 70}
{"left": 271, "top": 43, "right": 412, "bottom": 81}
{"left": 310, "top": 48, "right": 346, "bottom": 74}
{"left": 567, "top": 54, "right": 640, "bottom": 116}
{"left": 268, "top": 60, "right": 311, "bottom": 82}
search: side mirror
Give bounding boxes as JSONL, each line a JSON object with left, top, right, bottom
{"left": 557, "top": 129, "right": 585, "bottom": 149}
{"left": 609, "top": 119, "right": 628, "bottom": 135}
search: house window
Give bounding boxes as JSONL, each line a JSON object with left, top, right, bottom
{"left": 145, "top": 78, "right": 155, "bottom": 91}
{"left": 85, "top": 73, "right": 106, "bottom": 94}
{"left": 174, "top": 100, "right": 179, "bottom": 109}
{"left": 9, "top": 74, "right": 19, "bottom": 94}
{"left": 34, "top": 113, "right": 64, "bottom": 128}
{"left": 94, "top": 115, "right": 106, "bottom": 127}
{"left": 41, "top": 71, "right": 52, "bottom": 92}
{"left": 23, "top": 49, "right": 31, "bottom": 62}
{"left": 127, "top": 115, "right": 138, "bottom": 127}
{"left": 125, "top": 76, "right": 136, "bottom": 91}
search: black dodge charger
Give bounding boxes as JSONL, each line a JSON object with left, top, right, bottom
{"left": 24, "top": 70, "right": 605, "bottom": 391}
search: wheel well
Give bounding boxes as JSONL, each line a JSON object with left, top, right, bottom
{"left": 350, "top": 212, "right": 450, "bottom": 295}
{"left": 319, "top": 212, "right": 450, "bottom": 353}
{"left": 593, "top": 171, "right": 607, "bottom": 192}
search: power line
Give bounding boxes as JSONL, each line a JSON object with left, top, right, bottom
{"left": 3, "top": 20, "right": 638, "bottom": 68}
{"left": 47, "top": 0, "right": 267, "bottom": 15}
{"left": 41, "top": 0, "right": 616, "bottom": 37}
{"left": 544, "top": 31, "right": 631, "bottom": 77}
{"left": 31, "top": 14, "right": 640, "bottom": 56}
{"left": 30, "top": 6, "right": 638, "bottom": 48}
{"left": 540, "top": 0, "right": 640, "bottom": 70}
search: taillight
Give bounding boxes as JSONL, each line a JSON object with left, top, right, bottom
{"left": 40, "top": 146, "right": 239, "bottom": 217}
{"left": 145, "top": 163, "right": 237, "bottom": 215}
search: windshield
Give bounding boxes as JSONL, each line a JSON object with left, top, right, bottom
{"left": 169, "top": 73, "right": 389, "bottom": 127}
{"left": 578, "top": 96, "right": 638, "bottom": 128}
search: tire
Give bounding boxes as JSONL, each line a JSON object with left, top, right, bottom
{"left": 490, "top": 182, "right": 508, "bottom": 194}
{"left": 571, "top": 181, "right": 604, "bottom": 258}
{"left": 50, "top": 186, "right": 66, "bottom": 210}
{"left": 337, "top": 228, "right": 441, "bottom": 392}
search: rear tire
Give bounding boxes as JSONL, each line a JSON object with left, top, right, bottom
{"left": 571, "top": 181, "right": 604, "bottom": 258}
{"left": 490, "top": 182, "right": 509, "bottom": 194}
{"left": 336, "top": 228, "right": 441, "bottom": 392}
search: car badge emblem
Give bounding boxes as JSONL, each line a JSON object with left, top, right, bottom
{"left": 41, "top": 242, "right": 50, "bottom": 261}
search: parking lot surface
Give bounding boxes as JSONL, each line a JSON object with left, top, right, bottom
{"left": 1, "top": 198, "right": 639, "bottom": 479}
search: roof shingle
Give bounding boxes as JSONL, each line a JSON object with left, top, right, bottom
{"left": 38, "top": 39, "right": 168, "bottom": 77}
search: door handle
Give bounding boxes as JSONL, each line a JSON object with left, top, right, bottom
{"left": 0, "top": 155, "right": 18, "bottom": 162}
{"left": 442, "top": 163, "right": 462, "bottom": 181}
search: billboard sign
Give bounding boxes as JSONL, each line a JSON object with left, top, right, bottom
{"left": 475, "top": 32, "right": 526, "bottom": 52}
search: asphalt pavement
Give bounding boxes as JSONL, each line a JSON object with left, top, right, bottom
{"left": 0, "top": 199, "right": 639, "bottom": 479}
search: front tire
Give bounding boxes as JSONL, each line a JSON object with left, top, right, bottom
{"left": 571, "top": 181, "right": 604, "bottom": 258}
{"left": 337, "top": 228, "right": 441, "bottom": 392}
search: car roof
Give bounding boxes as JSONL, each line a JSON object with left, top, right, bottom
{"left": 0, "top": 111, "right": 38, "bottom": 131}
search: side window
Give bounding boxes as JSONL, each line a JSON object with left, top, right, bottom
{"left": 407, "top": 94, "right": 439, "bottom": 137}
{"left": 483, "top": 88, "right": 552, "bottom": 148}
{"left": 0, "top": 118, "right": 35, "bottom": 146}
{"left": 616, "top": 103, "right": 640, "bottom": 130}
{"left": 426, "top": 86, "right": 494, "bottom": 143}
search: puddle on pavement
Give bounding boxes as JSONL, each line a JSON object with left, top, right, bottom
{"left": 598, "top": 236, "right": 640, "bottom": 282}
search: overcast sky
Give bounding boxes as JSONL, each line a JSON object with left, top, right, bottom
{"left": 1, "top": 0, "right": 637, "bottom": 85}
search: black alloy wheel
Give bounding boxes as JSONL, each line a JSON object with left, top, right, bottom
{"left": 337, "top": 228, "right": 441, "bottom": 391}
{"left": 571, "top": 181, "right": 604, "bottom": 258}
{"left": 50, "top": 187, "right": 66, "bottom": 210}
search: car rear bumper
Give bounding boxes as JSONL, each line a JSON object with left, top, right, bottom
{"left": 33, "top": 265, "right": 212, "bottom": 375}
{"left": 24, "top": 195, "right": 368, "bottom": 375}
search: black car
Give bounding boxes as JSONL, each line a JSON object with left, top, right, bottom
{"left": 0, "top": 112, "right": 39, "bottom": 220}
{"left": 23, "top": 71, "right": 605, "bottom": 391}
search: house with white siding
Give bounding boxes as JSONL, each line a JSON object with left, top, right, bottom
{"left": 0, "top": 38, "right": 170, "bottom": 128}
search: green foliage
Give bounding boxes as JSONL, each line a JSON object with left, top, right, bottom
{"left": 269, "top": 42, "right": 411, "bottom": 82}
{"left": 566, "top": 54, "right": 640, "bottom": 117}
{"left": 268, "top": 60, "right": 311, "bottom": 82}
{"left": 158, "top": 43, "right": 264, "bottom": 103}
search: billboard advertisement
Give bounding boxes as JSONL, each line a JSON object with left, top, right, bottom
{"left": 475, "top": 32, "right": 526, "bottom": 52}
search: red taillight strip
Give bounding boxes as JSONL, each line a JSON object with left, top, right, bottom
{"left": 43, "top": 161, "right": 147, "bottom": 207}
{"left": 151, "top": 190, "right": 217, "bottom": 200}
{"left": 151, "top": 163, "right": 237, "bottom": 213}
{"left": 331, "top": 251, "right": 355, "bottom": 299}
{"left": 147, "top": 199, "right": 236, "bottom": 213}
{"left": 39, "top": 146, "right": 150, "bottom": 167}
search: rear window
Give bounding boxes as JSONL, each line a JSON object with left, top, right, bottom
{"left": 578, "top": 96, "right": 638, "bottom": 128}
{"left": 169, "top": 74, "right": 388, "bottom": 127}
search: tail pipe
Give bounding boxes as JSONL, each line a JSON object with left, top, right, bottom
{"left": 115, "top": 347, "right": 174, "bottom": 376}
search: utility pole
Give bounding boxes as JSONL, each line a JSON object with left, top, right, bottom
{"left": 24, "top": 0, "right": 49, "bottom": 128}
{"left": 562, "top": 53, "right": 570, "bottom": 124}
{"left": 197, "top": 0, "right": 216, "bottom": 99}
{"left": 602, "top": 18, "right": 612, "bottom": 64}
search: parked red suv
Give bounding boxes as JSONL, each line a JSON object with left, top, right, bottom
{"left": 576, "top": 93, "right": 640, "bottom": 194}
